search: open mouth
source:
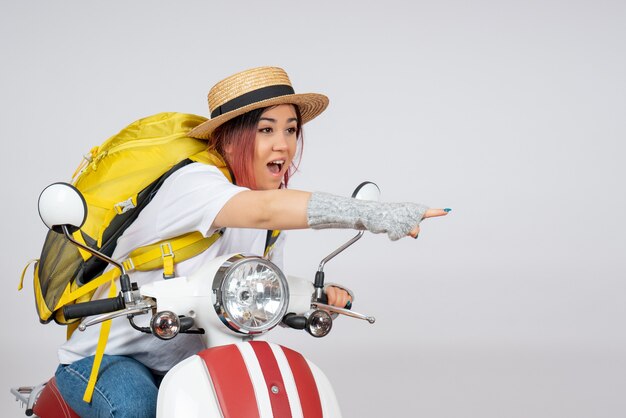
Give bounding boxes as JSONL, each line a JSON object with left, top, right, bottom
{"left": 267, "top": 160, "right": 285, "bottom": 175}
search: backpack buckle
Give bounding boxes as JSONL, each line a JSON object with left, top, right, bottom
{"left": 160, "top": 243, "right": 175, "bottom": 279}
{"left": 114, "top": 197, "right": 136, "bottom": 215}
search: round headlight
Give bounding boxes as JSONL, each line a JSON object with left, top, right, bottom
{"left": 213, "top": 255, "right": 289, "bottom": 335}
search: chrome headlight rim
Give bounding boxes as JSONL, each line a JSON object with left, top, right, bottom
{"left": 212, "top": 254, "right": 289, "bottom": 335}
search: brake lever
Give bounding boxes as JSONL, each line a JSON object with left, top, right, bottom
{"left": 311, "top": 302, "right": 376, "bottom": 324}
{"left": 78, "top": 299, "right": 155, "bottom": 331}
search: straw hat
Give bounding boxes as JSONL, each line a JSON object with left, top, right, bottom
{"left": 188, "top": 66, "right": 329, "bottom": 139}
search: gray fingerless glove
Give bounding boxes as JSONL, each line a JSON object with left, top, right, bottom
{"left": 307, "top": 192, "right": 429, "bottom": 241}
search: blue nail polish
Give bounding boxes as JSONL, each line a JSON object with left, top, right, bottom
{"left": 444, "top": 208, "right": 452, "bottom": 213}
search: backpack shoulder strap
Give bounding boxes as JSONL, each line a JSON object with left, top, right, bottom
{"left": 123, "top": 231, "right": 223, "bottom": 278}
{"left": 81, "top": 158, "right": 198, "bottom": 283}
{"left": 264, "top": 230, "right": 281, "bottom": 258}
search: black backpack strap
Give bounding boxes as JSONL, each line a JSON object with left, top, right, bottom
{"left": 264, "top": 230, "right": 281, "bottom": 258}
{"left": 82, "top": 159, "right": 196, "bottom": 283}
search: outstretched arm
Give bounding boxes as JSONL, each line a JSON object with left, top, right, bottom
{"left": 213, "top": 189, "right": 449, "bottom": 238}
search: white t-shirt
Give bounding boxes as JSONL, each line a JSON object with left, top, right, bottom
{"left": 58, "top": 163, "right": 285, "bottom": 371}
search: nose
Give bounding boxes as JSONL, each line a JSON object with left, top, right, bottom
{"left": 272, "top": 132, "right": 289, "bottom": 151}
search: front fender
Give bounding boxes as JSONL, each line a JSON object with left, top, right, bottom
{"left": 157, "top": 341, "right": 341, "bottom": 418}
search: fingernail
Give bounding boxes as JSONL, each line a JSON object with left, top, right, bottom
{"left": 414, "top": 234, "right": 419, "bottom": 239}
{"left": 444, "top": 208, "right": 452, "bottom": 213}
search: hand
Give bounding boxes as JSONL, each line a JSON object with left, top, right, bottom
{"left": 409, "top": 208, "right": 451, "bottom": 238}
{"left": 325, "top": 286, "right": 352, "bottom": 309}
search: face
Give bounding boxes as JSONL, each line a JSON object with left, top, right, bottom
{"left": 252, "top": 104, "right": 299, "bottom": 190}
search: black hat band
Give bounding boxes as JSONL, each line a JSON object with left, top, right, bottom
{"left": 210, "top": 85, "right": 295, "bottom": 118}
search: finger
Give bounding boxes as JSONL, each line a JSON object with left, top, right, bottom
{"left": 409, "top": 225, "right": 421, "bottom": 239}
{"left": 331, "top": 288, "right": 345, "bottom": 308}
{"left": 422, "top": 208, "right": 451, "bottom": 219}
{"left": 342, "top": 290, "right": 352, "bottom": 306}
{"left": 326, "top": 286, "right": 337, "bottom": 306}
{"left": 336, "top": 291, "right": 349, "bottom": 308}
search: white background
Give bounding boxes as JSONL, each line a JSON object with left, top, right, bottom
{"left": 2, "top": 1, "right": 625, "bottom": 417}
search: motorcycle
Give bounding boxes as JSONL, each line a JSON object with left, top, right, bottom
{"left": 11, "top": 181, "right": 380, "bottom": 417}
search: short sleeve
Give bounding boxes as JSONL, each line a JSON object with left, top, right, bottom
{"left": 151, "top": 163, "right": 249, "bottom": 239}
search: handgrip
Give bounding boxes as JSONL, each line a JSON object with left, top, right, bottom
{"left": 63, "top": 294, "right": 126, "bottom": 320}
{"left": 319, "top": 293, "right": 328, "bottom": 304}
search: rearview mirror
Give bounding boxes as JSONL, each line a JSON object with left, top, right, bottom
{"left": 38, "top": 182, "right": 87, "bottom": 233}
{"left": 352, "top": 181, "right": 380, "bottom": 201}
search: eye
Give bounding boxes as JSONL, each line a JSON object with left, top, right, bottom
{"left": 258, "top": 127, "right": 273, "bottom": 134}
{"left": 286, "top": 127, "right": 297, "bottom": 135}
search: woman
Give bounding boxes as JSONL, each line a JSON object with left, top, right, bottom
{"left": 55, "top": 66, "right": 449, "bottom": 417}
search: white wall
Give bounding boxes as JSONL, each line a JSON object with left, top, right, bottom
{"left": 2, "top": 1, "right": 625, "bottom": 417}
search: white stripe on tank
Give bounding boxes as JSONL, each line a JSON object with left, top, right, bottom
{"left": 270, "top": 343, "right": 304, "bottom": 418}
{"left": 236, "top": 342, "right": 273, "bottom": 418}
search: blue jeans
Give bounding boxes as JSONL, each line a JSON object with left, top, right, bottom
{"left": 55, "top": 355, "right": 160, "bottom": 418}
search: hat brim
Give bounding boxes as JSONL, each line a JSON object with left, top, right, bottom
{"left": 187, "top": 93, "right": 329, "bottom": 139}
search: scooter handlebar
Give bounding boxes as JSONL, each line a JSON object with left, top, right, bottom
{"left": 63, "top": 294, "right": 126, "bottom": 320}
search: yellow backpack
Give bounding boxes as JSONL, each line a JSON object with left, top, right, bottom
{"left": 20, "top": 112, "right": 280, "bottom": 327}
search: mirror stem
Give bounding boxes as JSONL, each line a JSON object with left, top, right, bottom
{"left": 317, "top": 231, "right": 364, "bottom": 272}
{"left": 61, "top": 226, "right": 134, "bottom": 301}
{"left": 314, "top": 231, "right": 364, "bottom": 298}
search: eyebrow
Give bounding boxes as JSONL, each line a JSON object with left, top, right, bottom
{"left": 259, "top": 117, "right": 298, "bottom": 124}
